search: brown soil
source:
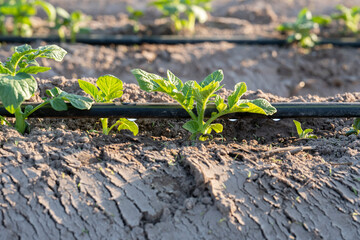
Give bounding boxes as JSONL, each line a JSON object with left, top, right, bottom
{"left": 1, "top": 1, "right": 360, "bottom": 239}
{"left": 1, "top": 77, "right": 360, "bottom": 239}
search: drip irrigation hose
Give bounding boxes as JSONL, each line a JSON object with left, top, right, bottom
{"left": 1, "top": 35, "right": 360, "bottom": 47}
{"left": 0, "top": 102, "right": 360, "bottom": 119}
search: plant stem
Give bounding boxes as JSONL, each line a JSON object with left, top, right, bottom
{"left": 71, "top": 27, "right": 76, "bottom": 43}
{"left": 101, "top": 118, "right": 109, "bottom": 135}
{"left": 14, "top": 107, "right": 27, "bottom": 134}
{"left": 187, "top": 12, "right": 196, "bottom": 32}
{"left": 202, "top": 110, "right": 229, "bottom": 133}
{"left": 24, "top": 101, "right": 49, "bottom": 118}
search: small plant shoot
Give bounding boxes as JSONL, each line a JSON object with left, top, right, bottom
{"left": 126, "top": 6, "right": 144, "bottom": 33}
{"left": 346, "top": 118, "right": 360, "bottom": 136}
{"left": 293, "top": 120, "right": 317, "bottom": 139}
{"left": 0, "top": 44, "right": 93, "bottom": 134}
{"left": 277, "top": 8, "right": 331, "bottom": 48}
{"left": 331, "top": 5, "right": 360, "bottom": 34}
{"left": 132, "top": 69, "right": 276, "bottom": 141}
{"left": 150, "top": 0, "right": 212, "bottom": 32}
{"left": 54, "top": 7, "right": 91, "bottom": 43}
{"left": 0, "top": 0, "right": 56, "bottom": 37}
{"left": 78, "top": 75, "right": 139, "bottom": 136}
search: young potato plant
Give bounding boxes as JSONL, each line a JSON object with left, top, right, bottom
{"left": 150, "top": 0, "right": 212, "bottom": 32}
{"left": 132, "top": 69, "right": 276, "bottom": 141}
{"left": 331, "top": 5, "right": 360, "bottom": 34}
{"left": 0, "top": 44, "right": 93, "bottom": 134}
{"left": 54, "top": 7, "right": 91, "bottom": 43}
{"left": 277, "top": 8, "right": 331, "bottom": 48}
{"left": 78, "top": 75, "right": 138, "bottom": 136}
{"left": 0, "top": 0, "right": 56, "bottom": 37}
{"left": 126, "top": 6, "right": 144, "bottom": 33}
{"left": 346, "top": 118, "right": 360, "bottom": 136}
{"left": 293, "top": 120, "right": 317, "bottom": 139}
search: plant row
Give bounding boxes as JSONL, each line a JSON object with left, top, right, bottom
{"left": 278, "top": 5, "right": 360, "bottom": 48}
{"left": 1, "top": 44, "right": 359, "bottom": 140}
{"left": 2, "top": 1, "right": 360, "bottom": 47}
{"left": 0, "top": 0, "right": 90, "bottom": 42}
{"left": 0, "top": 44, "right": 278, "bottom": 141}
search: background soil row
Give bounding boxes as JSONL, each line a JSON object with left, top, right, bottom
{"left": 2, "top": 42, "right": 360, "bottom": 98}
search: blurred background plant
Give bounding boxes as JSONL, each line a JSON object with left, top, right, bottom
{"left": 331, "top": 5, "right": 360, "bottom": 34}
{"left": 126, "top": 5, "right": 144, "bottom": 33}
{"left": 54, "top": 7, "right": 91, "bottom": 43}
{"left": 0, "top": 0, "right": 55, "bottom": 36}
{"left": 150, "top": 0, "right": 212, "bottom": 33}
{"left": 277, "top": 8, "right": 331, "bottom": 48}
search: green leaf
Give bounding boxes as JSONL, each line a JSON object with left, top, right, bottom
{"left": 307, "top": 134, "right": 318, "bottom": 139}
{"left": 228, "top": 82, "right": 247, "bottom": 109}
{"left": 200, "top": 69, "right": 223, "bottom": 87}
{"left": 302, "top": 128, "right": 313, "bottom": 135}
{"left": 37, "top": 45, "right": 67, "bottom": 61}
{"left": 167, "top": 70, "right": 183, "bottom": 90}
{"left": 293, "top": 120, "right": 303, "bottom": 136}
{"left": 24, "top": 105, "right": 34, "bottom": 115}
{"left": 183, "top": 120, "right": 200, "bottom": 134}
{"left": 353, "top": 118, "right": 360, "bottom": 130}
{"left": 0, "top": 73, "right": 37, "bottom": 114}
{"left": 6, "top": 48, "right": 37, "bottom": 73}
{"left": 0, "top": 64, "right": 11, "bottom": 74}
{"left": 191, "top": 5, "right": 208, "bottom": 23}
{"left": 46, "top": 86, "right": 62, "bottom": 97}
{"left": 312, "top": 15, "right": 332, "bottom": 25}
{"left": 346, "top": 129, "right": 359, "bottom": 136}
{"left": 215, "top": 95, "right": 227, "bottom": 112}
{"left": 78, "top": 79, "right": 100, "bottom": 101}
{"left": 210, "top": 123, "right": 223, "bottom": 133}
{"left": 194, "top": 81, "right": 219, "bottom": 104}
{"left": 152, "top": 78, "right": 176, "bottom": 95}
{"left": 18, "top": 66, "right": 51, "bottom": 74}
{"left": 50, "top": 97, "right": 68, "bottom": 111}
{"left": 236, "top": 99, "right": 277, "bottom": 115}
{"left": 116, "top": 118, "right": 139, "bottom": 136}
{"left": 63, "top": 94, "right": 93, "bottom": 110}
{"left": 15, "top": 45, "right": 32, "bottom": 53}
{"left": 182, "top": 80, "right": 196, "bottom": 97}
{"left": 131, "top": 68, "right": 162, "bottom": 92}
{"left": 35, "top": 0, "right": 56, "bottom": 22}
{"left": 96, "top": 75, "right": 123, "bottom": 102}
{"left": 47, "top": 87, "right": 93, "bottom": 110}
{"left": 56, "top": 7, "right": 70, "bottom": 19}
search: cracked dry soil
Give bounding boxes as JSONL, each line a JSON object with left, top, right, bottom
{"left": 0, "top": 79, "right": 360, "bottom": 240}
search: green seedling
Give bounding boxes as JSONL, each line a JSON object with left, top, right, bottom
{"left": 293, "top": 120, "right": 317, "bottom": 139}
{"left": 0, "top": 0, "right": 56, "bottom": 37}
{"left": 0, "top": 44, "right": 93, "bottom": 134}
{"left": 150, "top": 0, "right": 212, "bottom": 32}
{"left": 54, "top": 7, "right": 90, "bottom": 43}
{"left": 331, "top": 5, "right": 360, "bottom": 34}
{"left": 126, "top": 5, "right": 144, "bottom": 33}
{"left": 277, "top": 8, "right": 331, "bottom": 48}
{"left": 132, "top": 69, "right": 276, "bottom": 141}
{"left": 78, "top": 75, "right": 138, "bottom": 136}
{"left": 346, "top": 118, "right": 360, "bottom": 136}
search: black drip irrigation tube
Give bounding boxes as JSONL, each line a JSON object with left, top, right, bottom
{"left": 1, "top": 102, "right": 360, "bottom": 119}
{"left": 1, "top": 35, "right": 360, "bottom": 47}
